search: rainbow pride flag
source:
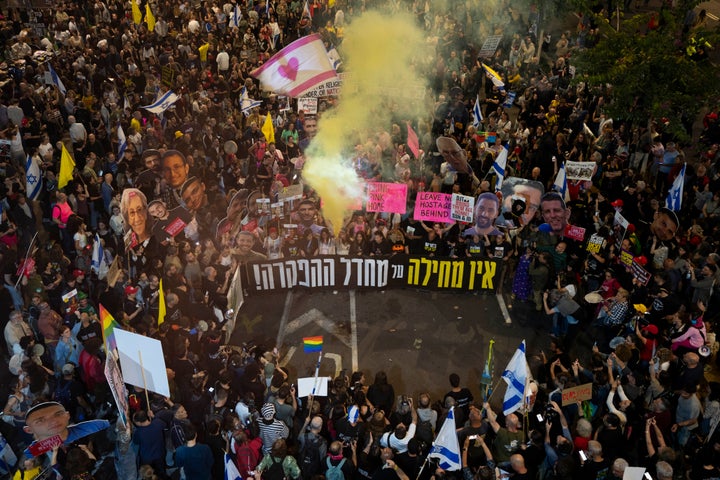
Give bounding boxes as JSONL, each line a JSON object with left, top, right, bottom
{"left": 303, "top": 336, "right": 323, "bottom": 353}
{"left": 100, "top": 303, "right": 120, "bottom": 351}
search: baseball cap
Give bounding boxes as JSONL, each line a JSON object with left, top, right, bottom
{"left": 62, "top": 363, "right": 75, "bottom": 375}
{"left": 642, "top": 324, "right": 658, "bottom": 335}
{"left": 72, "top": 269, "right": 85, "bottom": 278}
{"left": 124, "top": 285, "right": 139, "bottom": 295}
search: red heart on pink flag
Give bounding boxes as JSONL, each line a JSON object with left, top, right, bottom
{"left": 278, "top": 57, "right": 299, "bottom": 81}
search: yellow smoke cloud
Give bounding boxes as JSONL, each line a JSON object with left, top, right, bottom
{"left": 303, "top": 11, "right": 430, "bottom": 234}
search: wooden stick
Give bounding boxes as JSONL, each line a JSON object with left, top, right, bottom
{"left": 138, "top": 350, "right": 151, "bottom": 412}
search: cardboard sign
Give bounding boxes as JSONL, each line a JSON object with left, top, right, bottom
{"left": 366, "top": 182, "right": 407, "bottom": 214}
{"left": 586, "top": 234, "right": 605, "bottom": 254}
{"left": 561, "top": 383, "right": 592, "bottom": 406}
{"left": 564, "top": 224, "right": 586, "bottom": 242}
{"left": 414, "top": 192, "right": 452, "bottom": 223}
{"left": 28, "top": 435, "right": 63, "bottom": 457}
{"left": 278, "top": 184, "right": 304, "bottom": 200}
{"left": 451, "top": 193, "right": 474, "bottom": 223}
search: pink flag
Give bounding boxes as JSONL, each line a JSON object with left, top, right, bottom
{"left": 251, "top": 34, "right": 338, "bottom": 98}
{"left": 407, "top": 122, "right": 420, "bottom": 158}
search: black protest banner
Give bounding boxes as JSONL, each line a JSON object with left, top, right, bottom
{"left": 244, "top": 255, "right": 500, "bottom": 294}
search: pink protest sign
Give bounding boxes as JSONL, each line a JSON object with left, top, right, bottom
{"left": 366, "top": 182, "right": 407, "bottom": 213}
{"left": 413, "top": 192, "right": 453, "bottom": 223}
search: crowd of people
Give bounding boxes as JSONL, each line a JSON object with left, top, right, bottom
{"left": 0, "top": 0, "right": 720, "bottom": 479}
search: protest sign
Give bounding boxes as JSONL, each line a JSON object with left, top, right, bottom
{"left": 631, "top": 260, "right": 652, "bottom": 286}
{"left": 451, "top": 193, "right": 474, "bottom": 223}
{"left": 586, "top": 234, "right": 605, "bottom": 253}
{"left": 105, "top": 352, "right": 129, "bottom": 428}
{"left": 114, "top": 329, "right": 170, "bottom": 397}
{"left": 565, "top": 161, "right": 596, "bottom": 181}
{"left": 366, "top": 182, "right": 407, "bottom": 213}
{"left": 297, "top": 96, "right": 318, "bottom": 114}
{"left": 564, "top": 224, "right": 586, "bottom": 242}
{"left": 414, "top": 192, "right": 452, "bottom": 223}
{"left": 28, "top": 435, "right": 63, "bottom": 457}
{"left": 620, "top": 249, "right": 634, "bottom": 268}
{"left": 561, "top": 383, "right": 592, "bottom": 406}
{"left": 297, "top": 376, "right": 330, "bottom": 397}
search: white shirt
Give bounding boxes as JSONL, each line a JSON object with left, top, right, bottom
{"left": 216, "top": 51, "right": 230, "bottom": 72}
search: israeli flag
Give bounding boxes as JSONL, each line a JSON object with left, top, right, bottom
{"left": 117, "top": 124, "right": 128, "bottom": 160}
{"left": 239, "top": 87, "right": 262, "bottom": 116}
{"left": 502, "top": 340, "right": 528, "bottom": 415}
{"left": 91, "top": 233, "right": 105, "bottom": 276}
{"left": 327, "top": 47, "right": 342, "bottom": 70}
{"left": 47, "top": 63, "right": 67, "bottom": 96}
{"left": 427, "top": 407, "right": 461, "bottom": 471}
{"left": 552, "top": 161, "right": 570, "bottom": 202}
{"left": 472, "top": 94, "right": 483, "bottom": 128}
{"left": 492, "top": 146, "right": 508, "bottom": 192}
{"left": 224, "top": 453, "right": 242, "bottom": 480}
{"left": 230, "top": 4, "right": 241, "bottom": 27}
{"left": 666, "top": 162, "right": 685, "bottom": 212}
{"left": 141, "top": 90, "right": 179, "bottom": 114}
{"left": 25, "top": 154, "right": 43, "bottom": 201}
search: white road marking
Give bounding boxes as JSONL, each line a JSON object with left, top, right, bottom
{"left": 496, "top": 292, "right": 512, "bottom": 324}
{"left": 276, "top": 291, "right": 294, "bottom": 348}
{"left": 284, "top": 308, "right": 325, "bottom": 335}
{"left": 325, "top": 353, "right": 343, "bottom": 378}
{"left": 350, "top": 290, "right": 359, "bottom": 372}
{"left": 279, "top": 346, "right": 296, "bottom": 367}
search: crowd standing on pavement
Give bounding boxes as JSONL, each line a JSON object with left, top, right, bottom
{"left": 1, "top": 0, "right": 720, "bottom": 479}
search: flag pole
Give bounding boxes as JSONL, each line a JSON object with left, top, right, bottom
{"left": 14, "top": 231, "right": 38, "bottom": 289}
{"left": 138, "top": 350, "right": 151, "bottom": 413}
{"left": 308, "top": 350, "right": 323, "bottom": 413}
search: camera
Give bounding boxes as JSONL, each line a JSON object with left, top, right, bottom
{"left": 544, "top": 404, "right": 559, "bottom": 421}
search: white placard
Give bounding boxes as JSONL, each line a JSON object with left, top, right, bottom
{"left": 297, "top": 97, "right": 318, "bottom": 115}
{"left": 623, "top": 467, "right": 646, "bottom": 480}
{"left": 114, "top": 328, "right": 170, "bottom": 397}
{"left": 297, "top": 376, "right": 330, "bottom": 397}
{"left": 565, "top": 161, "right": 596, "bottom": 181}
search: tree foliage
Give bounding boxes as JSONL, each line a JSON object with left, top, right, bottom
{"left": 572, "top": 7, "right": 720, "bottom": 139}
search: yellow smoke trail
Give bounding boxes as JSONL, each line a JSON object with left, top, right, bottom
{"left": 303, "top": 11, "right": 430, "bottom": 234}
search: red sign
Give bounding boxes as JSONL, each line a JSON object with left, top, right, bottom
{"left": 28, "top": 434, "right": 63, "bottom": 457}
{"left": 164, "top": 217, "right": 188, "bottom": 237}
{"left": 564, "top": 224, "right": 586, "bottom": 242}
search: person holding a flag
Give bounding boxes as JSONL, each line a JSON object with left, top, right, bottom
{"left": 482, "top": 402, "right": 524, "bottom": 464}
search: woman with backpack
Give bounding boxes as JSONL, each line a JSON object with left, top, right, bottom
{"left": 254, "top": 438, "right": 301, "bottom": 480}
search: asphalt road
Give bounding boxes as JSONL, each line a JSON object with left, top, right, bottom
{"left": 228, "top": 287, "right": 567, "bottom": 405}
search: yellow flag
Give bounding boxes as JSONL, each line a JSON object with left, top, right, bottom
{"left": 158, "top": 278, "right": 166, "bottom": 326}
{"left": 198, "top": 43, "right": 210, "bottom": 62}
{"left": 145, "top": 3, "right": 156, "bottom": 31}
{"left": 261, "top": 112, "right": 275, "bottom": 144}
{"left": 131, "top": 0, "right": 142, "bottom": 25}
{"left": 58, "top": 144, "right": 76, "bottom": 190}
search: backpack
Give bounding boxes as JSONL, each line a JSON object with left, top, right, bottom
{"left": 414, "top": 419, "right": 434, "bottom": 448}
{"left": 299, "top": 433, "right": 323, "bottom": 480}
{"left": 325, "top": 457, "right": 346, "bottom": 480}
{"left": 263, "top": 456, "right": 286, "bottom": 480}
{"left": 53, "top": 379, "right": 73, "bottom": 409}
